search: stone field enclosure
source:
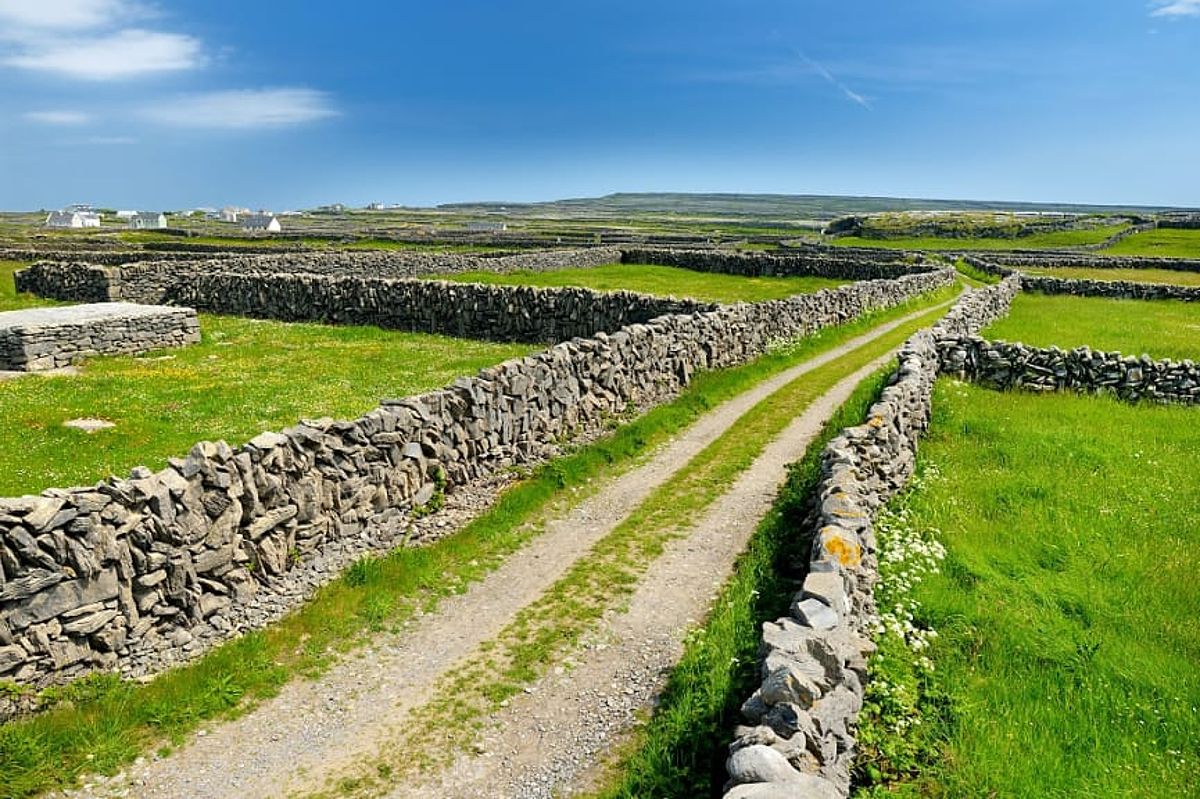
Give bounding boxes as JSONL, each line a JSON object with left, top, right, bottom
{"left": 0, "top": 207, "right": 1197, "bottom": 799}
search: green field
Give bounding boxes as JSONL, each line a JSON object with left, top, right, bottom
{"left": 868, "top": 381, "right": 1200, "bottom": 797}
{"left": 0, "top": 261, "right": 57, "bottom": 312}
{"left": 432, "top": 263, "right": 848, "bottom": 303}
{"left": 830, "top": 223, "right": 1129, "bottom": 252}
{"left": 1022, "top": 265, "right": 1200, "bottom": 287}
{"left": 1102, "top": 228, "right": 1200, "bottom": 259}
{"left": 984, "top": 292, "right": 1200, "bottom": 362}
{"left": 0, "top": 323, "right": 534, "bottom": 497}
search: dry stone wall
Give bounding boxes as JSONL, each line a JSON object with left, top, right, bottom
{"left": 621, "top": 247, "right": 930, "bottom": 280}
{"left": 724, "top": 275, "right": 1020, "bottom": 799}
{"left": 0, "top": 303, "right": 200, "bottom": 371}
{"left": 939, "top": 338, "right": 1200, "bottom": 404}
{"left": 172, "top": 273, "right": 713, "bottom": 343}
{"left": 963, "top": 255, "right": 1200, "bottom": 301}
{"left": 0, "top": 268, "right": 953, "bottom": 713}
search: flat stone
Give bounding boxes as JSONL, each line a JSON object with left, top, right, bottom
{"left": 0, "top": 568, "right": 64, "bottom": 602}
{"left": 793, "top": 598, "right": 840, "bottom": 631}
{"left": 724, "top": 776, "right": 841, "bottom": 799}
{"left": 726, "top": 744, "right": 804, "bottom": 785}
{"left": 0, "top": 644, "right": 27, "bottom": 674}
{"left": 5, "top": 569, "right": 118, "bottom": 630}
{"left": 61, "top": 608, "right": 119, "bottom": 636}
{"left": 801, "top": 571, "right": 849, "bottom": 616}
{"left": 63, "top": 418, "right": 116, "bottom": 433}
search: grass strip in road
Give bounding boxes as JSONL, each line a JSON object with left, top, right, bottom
{"left": 854, "top": 380, "right": 1200, "bottom": 798}
{"left": 984, "top": 291, "right": 1200, "bottom": 363}
{"left": 585, "top": 367, "right": 895, "bottom": 799}
{"left": 431, "top": 262, "right": 848, "bottom": 304}
{"left": 0, "top": 285, "right": 956, "bottom": 799}
{"left": 307, "top": 303, "right": 953, "bottom": 798}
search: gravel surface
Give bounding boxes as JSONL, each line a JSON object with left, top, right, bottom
{"left": 49, "top": 302, "right": 946, "bottom": 799}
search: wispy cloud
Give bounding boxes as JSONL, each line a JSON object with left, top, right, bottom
{"left": 793, "top": 49, "right": 871, "bottom": 109}
{"left": 0, "top": 1, "right": 200, "bottom": 80}
{"left": 141, "top": 88, "right": 338, "bottom": 129}
{"left": 1151, "top": 0, "right": 1200, "bottom": 16}
{"left": 23, "top": 109, "right": 91, "bottom": 125}
{"left": 87, "top": 136, "right": 138, "bottom": 145}
{"left": 0, "top": 0, "right": 144, "bottom": 31}
{"left": 6, "top": 29, "right": 201, "bottom": 80}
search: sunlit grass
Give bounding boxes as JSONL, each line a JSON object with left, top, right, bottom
{"left": 889, "top": 380, "right": 1200, "bottom": 798}
{"left": 1022, "top": 265, "right": 1200, "bottom": 287}
{"left": 1102, "top": 228, "right": 1200, "bottom": 259}
{"left": 432, "top": 263, "right": 848, "bottom": 303}
{"left": 0, "top": 316, "right": 535, "bottom": 496}
{"left": 830, "top": 224, "right": 1128, "bottom": 251}
{"left": 984, "top": 292, "right": 1200, "bottom": 362}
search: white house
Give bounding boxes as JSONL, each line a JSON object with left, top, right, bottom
{"left": 45, "top": 210, "right": 101, "bottom": 228}
{"left": 242, "top": 213, "right": 282, "bottom": 233}
{"left": 128, "top": 212, "right": 167, "bottom": 230}
{"left": 219, "top": 206, "right": 243, "bottom": 223}
{"left": 115, "top": 210, "right": 137, "bottom": 219}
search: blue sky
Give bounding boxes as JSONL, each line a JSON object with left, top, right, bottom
{"left": 1, "top": 0, "right": 1198, "bottom": 210}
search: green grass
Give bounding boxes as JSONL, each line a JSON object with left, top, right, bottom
{"left": 871, "top": 380, "right": 1200, "bottom": 797}
{"left": 984, "top": 292, "right": 1200, "bottom": 362}
{"left": 1102, "top": 227, "right": 1200, "bottom": 259}
{"left": 299, "top": 298, "right": 956, "bottom": 798}
{"left": 585, "top": 368, "right": 895, "bottom": 799}
{"left": 431, "top": 263, "right": 849, "bottom": 304}
{"left": 0, "top": 285, "right": 957, "bottom": 799}
{"left": 0, "top": 261, "right": 54, "bottom": 312}
{"left": 0, "top": 317, "right": 535, "bottom": 496}
{"left": 1022, "top": 265, "right": 1200, "bottom": 286}
{"left": 831, "top": 224, "right": 1129, "bottom": 252}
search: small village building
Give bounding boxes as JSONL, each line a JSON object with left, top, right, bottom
{"left": 115, "top": 210, "right": 137, "bottom": 219}
{"left": 242, "top": 213, "right": 282, "bottom": 233}
{"left": 219, "top": 207, "right": 242, "bottom": 223}
{"left": 128, "top": 212, "right": 167, "bottom": 230}
{"left": 45, "top": 210, "right": 101, "bottom": 228}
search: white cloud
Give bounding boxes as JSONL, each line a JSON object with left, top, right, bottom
{"left": 87, "top": 136, "right": 137, "bottom": 145}
{"left": 0, "top": 0, "right": 142, "bottom": 31}
{"left": 5, "top": 28, "right": 201, "bottom": 79}
{"left": 141, "top": 88, "right": 338, "bottom": 129}
{"left": 1151, "top": 0, "right": 1200, "bottom": 16}
{"left": 794, "top": 50, "right": 872, "bottom": 110}
{"left": 23, "top": 109, "right": 91, "bottom": 125}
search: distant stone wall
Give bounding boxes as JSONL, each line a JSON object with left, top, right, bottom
{"left": 960, "top": 255, "right": 1200, "bottom": 302}
{"left": 176, "top": 273, "right": 714, "bottom": 343}
{"left": 15, "top": 248, "right": 624, "bottom": 305}
{"left": 0, "top": 303, "right": 199, "bottom": 371}
{"left": 939, "top": 338, "right": 1200, "bottom": 404}
{"left": 985, "top": 252, "right": 1200, "bottom": 275}
{"left": 621, "top": 247, "right": 929, "bottom": 281}
{"left": 724, "top": 275, "right": 1020, "bottom": 798}
{"left": 0, "top": 268, "right": 953, "bottom": 712}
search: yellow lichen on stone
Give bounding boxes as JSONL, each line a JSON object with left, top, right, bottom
{"left": 819, "top": 526, "right": 863, "bottom": 568}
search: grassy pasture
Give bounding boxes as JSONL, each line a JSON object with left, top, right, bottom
{"left": 1021, "top": 265, "right": 1200, "bottom": 287}
{"left": 829, "top": 224, "right": 1129, "bottom": 252}
{"left": 432, "top": 263, "right": 848, "bottom": 303}
{"left": 1, "top": 259, "right": 534, "bottom": 495}
{"left": 1102, "top": 227, "right": 1200, "bottom": 259}
{"left": 868, "top": 380, "right": 1200, "bottom": 797}
{"left": 984, "top": 292, "right": 1200, "bottom": 362}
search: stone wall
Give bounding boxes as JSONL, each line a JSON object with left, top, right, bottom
{"left": 961, "top": 255, "right": 1200, "bottom": 302}
{"left": 0, "top": 268, "right": 953, "bottom": 711}
{"left": 723, "top": 275, "right": 1020, "bottom": 799}
{"left": 175, "top": 273, "right": 714, "bottom": 343}
{"left": 984, "top": 252, "right": 1200, "bottom": 275}
{"left": 620, "top": 247, "right": 929, "bottom": 280}
{"left": 14, "top": 247, "right": 625, "bottom": 305}
{"left": 938, "top": 337, "right": 1200, "bottom": 404}
{"left": 0, "top": 303, "right": 200, "bottom": 371}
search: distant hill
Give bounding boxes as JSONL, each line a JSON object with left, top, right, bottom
{"left": 438, "top": 192, "right": 1197, "bottom": 221}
